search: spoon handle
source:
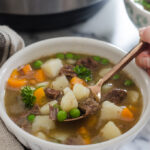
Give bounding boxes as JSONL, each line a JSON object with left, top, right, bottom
{"left": 97, "top": 41, "right": 147, "bottom": 86}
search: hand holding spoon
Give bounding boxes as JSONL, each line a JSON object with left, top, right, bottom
{"left": 64, "top": 41, "right": 147, "bottom": 122}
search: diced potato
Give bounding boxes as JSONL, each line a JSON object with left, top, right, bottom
{"left": 100, "top": 101, "right": 122, "bottom": 120}
{"left": 61, "top": 90, "right": 78, "bottom": 112}
{"left": 99, "top": 67, "right": 112, "bottom": 77}
{"left": 51, "top": 131, "right": 69, "bottom": 142}
{"left": 100, "top": 121, "right": 122, "bottom": 140}
{"left": 66, "top": 59, "right": 76, "bottom": 65}
{"left": 63, "top": 87, "right": 72, "bottom": 95}
{"left": 36, "top": 81, "right": 49, "bottom": 89}
{"left": 40, "top": 100, "right": 58, "bottom": 115}
{"left": 35, "top": 132, "right": 47, "bottom": 140}
{"left": 127, "top": 90, "right": 139, "bottom": 103}
{"left": 52, "top": 75, "right": 70, "bottom": 90}
{"left": 102, "top": 83, "right": 113, "bottom": 93}
{"left": 32, "top": 116, "right": 55, "bottom": 133}
{"left": 42, "top": 59, "right": 63, "bottom": 78}
{"left": 73, "top": 83, "right": 90, "bottom": 101}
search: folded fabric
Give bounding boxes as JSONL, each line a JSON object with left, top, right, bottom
{"left": 0, "top": 26, "right": 25, "bottom": 150}
{"left": 0, "top": 25, "right": 24, "bottom": 66}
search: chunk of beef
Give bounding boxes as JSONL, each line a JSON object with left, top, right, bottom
{"left": 102, "top": 88, "right": 127, "bottom": 104}
{"left": 49, "top": 105, "right": 59, "bottom": 121}
{"left": 45, "top": 88, "right": 61, "bottom": 99}
{"left": 79, "top": 98, "right": 100, "bottom": 115}
{"left": 12, "top": 104, "right": 40, "bottom": 131}
{"left": 64, "top": 135, "right": 84, "bottom": 145}
{"left": 76, "top": 57, "right": 99, "bottom": 69}
{"left": 60, "top": 65, "right": 77, "bottom": 79}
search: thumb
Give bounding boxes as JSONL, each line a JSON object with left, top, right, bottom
{"left": 139, "top": 26, "right": 150, "bottom": 43}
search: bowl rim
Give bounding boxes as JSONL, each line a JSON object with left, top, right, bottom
{"left": 126, "top": 0, "right": 150, "bottom": 15}
{"left": 0, "top": 37, "right": 150, "bottom": 149}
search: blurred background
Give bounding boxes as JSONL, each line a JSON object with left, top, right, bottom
{"left": 0, "top": 0, "right": 139, "bottom": 51}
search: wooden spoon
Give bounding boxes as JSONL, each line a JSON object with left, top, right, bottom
{"left": 64, "top": 41, "right": 147, "bottom": 122}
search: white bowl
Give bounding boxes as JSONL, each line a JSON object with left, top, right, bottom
{"left": 0, "top": 37, "right": 150, "bottom": 150}
{"left": 124, "top": 0, "right": 150, "bottom": 28}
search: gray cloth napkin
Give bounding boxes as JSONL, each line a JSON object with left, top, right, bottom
{"left": 0, "top": 26, "right": 25, "bottom": 150}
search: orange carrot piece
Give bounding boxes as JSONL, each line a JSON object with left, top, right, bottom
{"left": 70, "top": 77, "right": 86, "bottom": 88}
{"left": 10, "top": 69, "right": 19, "bottom": 78}
{"left": 34, "top": 87, "right": 45, "bottom": 100}
{"left": 78, "top": 126, "right": 91, "bottom": 144}
{"left": 34, "top": 69, "right": 46, "bottom": 82}
{"left": 7, "top": 78, "right": 27, "bottom": 88}
{"left": 121, "top": 107, "right": 134, "bottom": 121}
{"left": 34, "top": 87, "right": 46, "bottom": 106}
{"left": 22, "top": 64, "right": 32, "bottom": 75}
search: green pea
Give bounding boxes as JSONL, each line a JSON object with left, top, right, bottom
{"left": 57, "top": 110, "right": 67, "bottom": 122}
{"left": 27, "top": 114, "right": 35, "bottom": 122}
{"left": 65, "top": 53, "right": 74, "bottom": 59}
{"left": 56, "top": 53, "right": 65, "bottom": 59}
{"left": 74, "top": 55, "right": 81, "bottom": 60}
{"left": 113, "top": 74, "right": 120, "bottom": 80}
{"left": 33, "top": 60, "right": 43, "bottom": 69}
{"left": 124, "top": 80, "right": 133, "bottom": 86}
{"left": 93, "top": 56, "right": 101, "bottom": 62}
{"left": 101, "top": 58, "right": 109, "bottom": 65}
{"left": 70, "top": 108, "right": 81, "bottom": 118}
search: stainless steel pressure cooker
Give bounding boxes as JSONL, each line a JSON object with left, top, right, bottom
{"left": 0, "top": 0, "right": 108, "bottom": 30}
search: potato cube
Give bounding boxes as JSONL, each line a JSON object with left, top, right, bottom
{"left": 100, "top": 101, "right": 122, "bottom": 120}
{"left": 42, "top": 59, "right": 63, "bottom": 78}
{"left": 99, "top": 68, "right": 112, "bottom": 77}
{"left": 32, "top": 116, "right": 55, "bottom": 133}
{"left": 61, "top": 90, "right": 78, "bottom": 112}
{"left": 50, "top": 131, "right": 69, "bottom": 142}
{"left": 73, "top": 83, "right": 90, "bottom": 101}
{"left": 63, "top": 87, "right": 72, "bottom": 95}
{"left": 40, "top": 100, "right": 58, "bottom": 115}
{"left": 35, "top": 132, "right": 47, "bottom": 140}
{"left": 52, "top": 75, "right": 70, "bottom": 90}
{"left": 102, "top": 83, "right": 113, "bottom": 93}
{"left": 127, "top": 90, "right": 139, "bottom": 103}
{"left": 100, "top": 121, "right": 122, "bottom": 140}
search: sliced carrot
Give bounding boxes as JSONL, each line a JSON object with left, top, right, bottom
{"left": 78, "top": 126, "right": 91, "bottom": 144}
{"left": 10, "top": 69, "right": 19, "bottom": 78}
{"left": 34, "top": 87, "right": 46, "bottom": 106}
{"left": 34, "top": 69, "right": 46, "bottom": 83}
{"left": 121, "top": 107, "right": 134, "bottom": 121}
{"left": 70, "top": 77, "right": 86, "bottom": 88}
{"left": 22, "top": 64, "right": 32, "bottom": 75}
{"left": 7, "top": 78, "right": 27, "bottom": 88}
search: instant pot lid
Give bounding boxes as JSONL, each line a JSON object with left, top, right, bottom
{"left": 0, "top": 0, "right": 103, "bottom": 15}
